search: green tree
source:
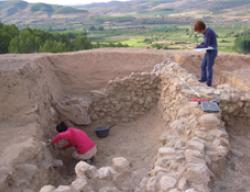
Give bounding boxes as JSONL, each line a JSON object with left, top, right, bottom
{"left": 39, "top": 40, "right": 68, "bottom": 53}
{"left": 89, "top": 26, "right": 96, "bottom": 31}
{"left": 72, "top": 34, "right": 92, "bottom": 50}
{"left": 0, "top": 23, "right": 92, "bottom": 53}
{"left": 0, "top": 30, "right": 11, "bottom": 53}
{"left": 9, "top": 28, "right": 42, "bottom": 53}
{"left": 234, "top": 35, "right": 250, "bottom": 53}
{"left": 0, "top": 24, "right": 19, "bottom": 53}
{"left": 98, "top": 26, "right": 104, "bottom": 31}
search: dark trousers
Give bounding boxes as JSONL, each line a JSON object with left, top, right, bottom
{"left": 200, "top": 50, "right": 218, "bottom": 86}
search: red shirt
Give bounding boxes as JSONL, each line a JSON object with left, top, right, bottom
{"left": 52, "top": 128, "right": 96, "bottom": 154}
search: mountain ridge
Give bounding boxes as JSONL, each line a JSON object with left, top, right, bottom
{"left": 0, "top": 0, "right": 89, "bottom": 29}
{"left": 0, "top": 0, "right": 249, "bottom": 30}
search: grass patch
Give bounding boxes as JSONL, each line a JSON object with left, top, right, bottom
{"left": 117, "top": 37, "right": 147, "bottom": 47}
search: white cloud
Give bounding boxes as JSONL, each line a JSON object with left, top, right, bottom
{"left": 25, "top": 0, "right": 130, "bottom": 6}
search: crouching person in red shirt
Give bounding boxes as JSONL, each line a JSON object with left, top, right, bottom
{"left": 51, "top": 122, "right": 97, "bottom": 162}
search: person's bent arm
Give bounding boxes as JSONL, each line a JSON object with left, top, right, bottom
{"left": 196, "top": 31, "right": 211, "bottom": 48}
{"left": 61, "top": 143, "right": 72, "bottom": 150}
{"left": 51, "top": 132, "right": 68, "bottom": 144}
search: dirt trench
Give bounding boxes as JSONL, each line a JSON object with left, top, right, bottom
{"left": 211, "top": 118, "right": 250, "bottom": 192}
{"left": 1, "top": 49, "right": 250, "bottom": 192}
{"left": 53, "top": 107, "right": 168, "bottom": 187}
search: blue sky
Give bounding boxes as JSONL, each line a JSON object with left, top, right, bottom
{"left": 25, "top": 0, "right": 130, "bottom": 5}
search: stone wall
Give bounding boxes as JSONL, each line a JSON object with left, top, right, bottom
{"left": 136, "top": 60, "right": 229, "bottom": 192}
{"left": 89, "top": 72, "right": 161, "bottom": 125}
{"left": 217, "top": 84, "right": 250, "bottom": 122}
{"left": 52, "top": 72, "right": 161, "bottom": 126}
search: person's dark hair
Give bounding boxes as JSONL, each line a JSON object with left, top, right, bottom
{"left": 194, "top": 20, "right": 206, "bottom": 32}
{"left": 56, "top": 121, "right": 68, "bottom": 133}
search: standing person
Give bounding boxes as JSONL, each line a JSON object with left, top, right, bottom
{"left": 194, "top": 20, "right": 218, "bottom": 87}
{"left": 51, "top": 122, "right": 97, "bottom": 162}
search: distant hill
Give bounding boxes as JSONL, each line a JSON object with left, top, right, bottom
{"left": 78, "top": 0, "right": 250, "bottom": 13}
{"left": 0, "top": 0, "right": 250, "bottom": 30}
{"left": 0, "top": 0, "right": 88, "bottom": 30}
{"left": 77, "top": 0, "right": 250, "bottom": 23}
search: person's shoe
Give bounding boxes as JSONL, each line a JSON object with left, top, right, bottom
{"left": 198, "top": 79, "right": 207, "bottom": 83}
{"left": 207, "top": 82, "right": 212, "bottom": 87}
{"left": 90, "top": 156, "right": 95, "bottom": 163}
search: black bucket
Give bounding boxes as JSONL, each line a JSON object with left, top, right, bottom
{"left": 94, "top": 127, "right": 110, "bottom": 138}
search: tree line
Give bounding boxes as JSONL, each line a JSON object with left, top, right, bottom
{"left": 234, "top": 33, "right": 250, "bottom": 53}
{"left": 0, "top": 23, "right": 92, "bottom": 54}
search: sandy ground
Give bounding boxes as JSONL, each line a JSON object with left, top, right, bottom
{"left": 211, "top": 119, "right": 250, "bottom": 192}
{"left": 89, "top": 107, "right": 167, "bottom": 169}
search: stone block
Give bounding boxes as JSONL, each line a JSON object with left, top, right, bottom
{"left": 169, "top": 189, "right": 180, "bottom": 192}
{"left": 40, "top": 185, "right": 55, "bottom": 192}
{"left": 185, "top": 189, "right": 198, "bottom": 192}
{"left": 71, "top": 178, "right": 87, "bottom": 191}
{"left": 99, "top": 186, "right": 121, "bottom": 192}
{"left": 187, "top": 138, "right": 205, "bottom": 152}
{"left": 178, "top": 177, "right": 187, "bottom": 190}
{"left": 198, "top": 114, "right": 220, "bottom": 127}
{"left": 75, "top": 161, "right": 97, "bottom": 178}
{"left": 158, "top": 147, "right": 176, "bottom": 157}
{"left": 157, "top": 175, "right": 177, "bottom": 191}
{"left": 98, "top": 167, "right": 116, "bottom": 180}
{"left": 54, "top": 185, "right": 73, "bottom": 192}
{"left": 185, "top": 163, "right": 210, "bottom": 185}
{"left": 146, "top": 177, "right": 156, "bottom": 192}
{"left": 112, "top": 157, "right": 130, "bottom": 173}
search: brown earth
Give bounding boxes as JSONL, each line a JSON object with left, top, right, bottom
{"left": 89, "top": 107, "right": 167, "bottom": 184}
{"left": 0, "top": 48, "right": 250, "bottom": 191}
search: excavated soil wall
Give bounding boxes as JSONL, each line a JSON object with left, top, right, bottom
{"left": 170, "top": 51, "right": 250, "bottom": 92}
{"left": 210, "top": 86, "right": 250, "bottom": 192}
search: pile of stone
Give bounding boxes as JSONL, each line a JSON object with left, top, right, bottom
{"left": 40, "top": 157, "right": 133, "bottom": 192}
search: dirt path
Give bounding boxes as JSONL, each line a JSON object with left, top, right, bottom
{"left": 211, "top": 119, "right": 250, "bottom": 192}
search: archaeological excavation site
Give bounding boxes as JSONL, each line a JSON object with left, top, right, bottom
{"left": 0, "top": 48, "right": 250, "bottom": 192}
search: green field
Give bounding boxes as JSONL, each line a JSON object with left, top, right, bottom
{"left": 86, "top": 23, "right": 250, "bottom": 53}
{"left": 51, "top": 22, "right": 250, "bottom": 53}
